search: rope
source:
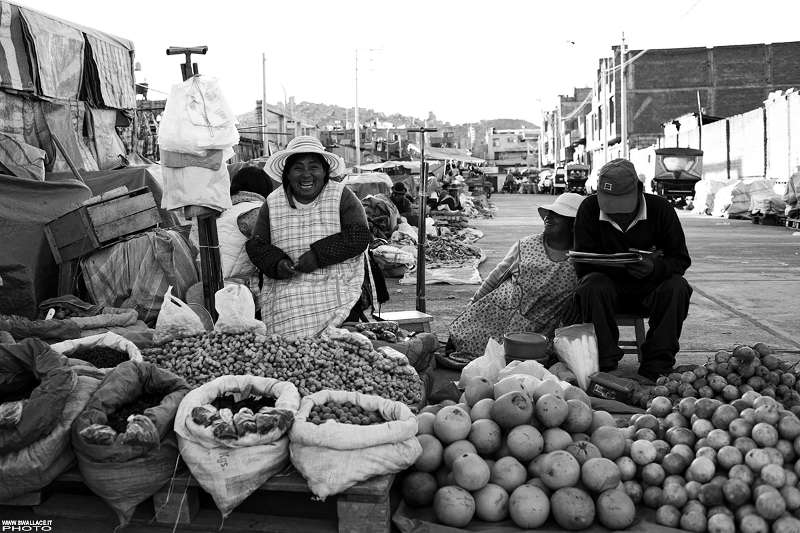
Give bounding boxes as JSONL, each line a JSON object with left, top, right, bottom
{"left": 149, "top": 453, "right": 183, "bottom": 523}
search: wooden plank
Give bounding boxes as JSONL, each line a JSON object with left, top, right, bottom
{"left": 46, "top": 210, "right": 88, "bottom": 247}
{"left": 43, "top": 225, "right": 63, "bottom": 264}
{"left": 154, "top": 508, "right": 337, "bottom": 533}
{"left": 152, "top": 485, "right": 199, "bottom": 525}
{"left": 57, "top": 260, "right": 79, "bottom": 295}
{"left": 34, "top": 493, "right": 116, "bottom": 521}
{"left": 93, "top": 208, "right": 160, "bottom": 243}
{"left": 81, "top": 186, "right": 130, "bottom": 207}
{"left": 163, "top": 470, "right": 392, "bottom": 501}
{"left": 57, "top": 235, "right": 100, "bottom": 264}
{"left": 337, "top": 500, "right": 390, "bottom": 533}
{"left": 87, "top": 191, "right": 157, "bottom": 226}
{"left": 0, "top": 492, "right": 41, "bottom": 506}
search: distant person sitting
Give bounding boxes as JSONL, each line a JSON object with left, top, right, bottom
{"left": 437, "top": 187, "right": 461, "bottom": 211}
{"left": 389, "top": 182, "right": 413, "bottom": 214}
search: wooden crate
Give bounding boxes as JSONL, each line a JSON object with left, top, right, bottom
{"left": 28, "top": 467, "right": 395, "bottom": 533}
{"left": 44, "top": 187, "right": 160, "bottom": 263}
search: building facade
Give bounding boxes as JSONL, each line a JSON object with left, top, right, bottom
{"left": 587, "top": 40, "right": 800, "bottom": 171}
{"left": 486, "top": 127, "right": 540, "bottom": 173}
{"left": 540, "top": 88, "right": 592, "bottom": 167}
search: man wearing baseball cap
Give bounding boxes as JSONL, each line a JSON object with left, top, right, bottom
{"left": 572, "top": 158, "right": 692, "bottom": 382}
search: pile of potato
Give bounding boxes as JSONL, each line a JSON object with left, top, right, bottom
{"left": 141, "top": 332, "right": 422, "bottom": 406}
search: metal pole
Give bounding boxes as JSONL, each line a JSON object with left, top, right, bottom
{"left": 408, "top": 127, "right": 437, "bottom": 312}
{"left": 416, "top": 153, "right": 427, "bottom": 313}
{"left": 697, "top": 90, "right": 703, "bottom": 150}
{"left": 620, "top": 35, "right": 629, "bottom": 159}
{"left": 262, "top": 53, "right": 268, "bottom": 156}
{"left": 602, "top": 57, "right": 609, "bottom": 164}
{"left": 354, "top": 49, "right": 361, "bottom": 169}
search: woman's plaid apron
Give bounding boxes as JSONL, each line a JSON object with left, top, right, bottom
{"left": 260, "top": 181, "right": 364, "bottom": 338}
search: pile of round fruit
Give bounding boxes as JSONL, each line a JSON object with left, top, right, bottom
{"left": 141, "top": 331, "right": 422, "bottom": 406}
{"left": 402, "top": 375, "right": 640, "bottom": 530}
{"left": 649, "top": 343, "right": 800, "bottom": 411}
{"left": 308, "top": 401, "right": 385, "bottom": 426}
{"left": 401, "top": 350, "right": 800, "bottom": 531}
{"left": 620, "top": 390, "right": 800, "bottom": 532}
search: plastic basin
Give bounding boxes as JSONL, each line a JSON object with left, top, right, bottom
{"left": 503, "top": 332, "right": 548, "bottom": 363}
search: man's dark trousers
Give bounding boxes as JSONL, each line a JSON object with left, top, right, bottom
{"left": 575, "top": 272, "right": 692, "bottom": 377}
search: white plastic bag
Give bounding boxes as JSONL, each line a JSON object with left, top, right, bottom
{"left": 213, "top": 284, "right": 266, "bottom": 335}
{"left": 553, "top": 323, "right": 599, "bottom": 390}
{"left": 50, "top": 332, "right": 142, "bottom": 365}
{"left": 153, "top": 286, "right": 206, "bottom": 344}
{"left": 458, "top": 338, "right": 506, "bottom": 387}
{"left": 158, "top": 76, "right": 239, "bottom": 155}
{"left": 372, "top": 245, "right": 416, "bottom": 269}
{"left": 161, "top": 159, "right": 233, "bottom": 212}
{"left": 289, "top": 390, "right": 421, "bottom": 500}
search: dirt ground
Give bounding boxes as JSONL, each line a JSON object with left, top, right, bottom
{"left": 379, "top": 193, "right": 800, "bottom": 374}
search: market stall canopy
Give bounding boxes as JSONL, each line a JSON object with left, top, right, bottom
{"left": 0, "top": 2, "right": 137, "bottom": 177}
{"left": 0, "top": 2, "right": 135, "bottom": 108}
{"left": 423, "top": 147, "right": 485, "bottom": 164}
{"left": 356, "top": 161, "right": 423, "bottom": 172}
{"left": 342, "top": 172, "right": 393, "bottom": 199}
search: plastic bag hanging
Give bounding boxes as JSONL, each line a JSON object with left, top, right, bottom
{"left": 153, "top": 286, "right": 206, "bottom": 344}
{"left": 552, "top": 323, "right": 599, "bottom": 390}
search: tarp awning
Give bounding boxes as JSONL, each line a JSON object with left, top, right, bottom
{"left": 424, "top": 147, "right": 485, "bottom": 164}
{"left": 0, "top": 2, "right": 35, "bottom": 92}
{"left": 342, "top": 172, "right": 393, "bottom": 188}
{"left": 19, "top": 7, "right": 85, "bottom": 100}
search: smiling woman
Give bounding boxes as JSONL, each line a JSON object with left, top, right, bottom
{"left": 245, "top": 137, "right": 372, "bottom": 338}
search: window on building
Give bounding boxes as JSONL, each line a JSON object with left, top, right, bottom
{"left": 609, "top": 97, "right": 615, "bottom": 121}
{"left": 493, "top": 139, "right": 500, "bottom": 147}
{"left": 507, "top": 137, "right": 515, "bottom": 143}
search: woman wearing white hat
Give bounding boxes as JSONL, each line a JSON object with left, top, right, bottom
{"left": 246, "top": 136, "right": 371, "bottom": 338}
{"left": 447, "top": 192, "right": 585, "bottom": 360}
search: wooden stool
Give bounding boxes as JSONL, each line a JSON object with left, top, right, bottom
{"left": 616, "top": 313, "right": 647, "bottom": 362}
{"left": 373, "top": 310, "right": 433, "bottom": 333}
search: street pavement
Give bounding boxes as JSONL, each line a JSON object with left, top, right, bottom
{"left": 381, "top": 193, "right": 800, "bottom": 371}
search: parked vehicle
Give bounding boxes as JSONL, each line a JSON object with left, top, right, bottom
{"left": 565, "top": 163, "right": 590, "bottom": 195}
{"left": 652, "top": 148, "right": 703, "bottom": 205}
{"left": 553, "top": 166, "right": 567, "bottom": 194}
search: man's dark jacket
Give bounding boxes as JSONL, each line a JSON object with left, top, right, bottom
{"left": 573, "top": 193, "right": 691, "bottom": 282}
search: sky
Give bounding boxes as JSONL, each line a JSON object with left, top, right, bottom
{"left": 13, "top": 0, "right": 800, "bottom": 125}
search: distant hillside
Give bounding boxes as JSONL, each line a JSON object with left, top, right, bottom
{"left": 284, "top": 101, "right": 538, "bottom": 130}
{"left": 478, "top": 118, "right": 538, "bottom": 130}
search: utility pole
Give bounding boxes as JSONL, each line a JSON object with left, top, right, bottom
{"left": 262, "top": 53, "right": 268, "bottom": 156}
{"left": 354, "top": 49, "right": 361, "bottom": 169}
{"left": 407, "top": 127, "right": 438, "bottom": 313}
{"left": 620, "top": 34, "right": 629, "bottom": 159}
{"left": 602, "top": 57, "right": 609, "bottom": 165}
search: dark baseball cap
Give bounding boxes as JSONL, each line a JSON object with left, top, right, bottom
{"left": 597, "top": 159, "right": 640, "bottom": 214}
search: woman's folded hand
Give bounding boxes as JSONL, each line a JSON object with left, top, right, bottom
{"left": 276, "top": 258, "right": 296, "bottom": 279}
{"left": 295, "top": 250, "right": 319, "bottom": 273}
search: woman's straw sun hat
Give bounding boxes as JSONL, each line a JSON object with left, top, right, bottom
{"left": 264, "top": 135, "right": 345, "bottom": 181}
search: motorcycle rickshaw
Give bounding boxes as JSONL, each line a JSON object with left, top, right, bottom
{"left": 566, "top": 163, "right": 590, "bottom": 195}
{"left": 652, "top": 148, "right": 703, "bottom": 206}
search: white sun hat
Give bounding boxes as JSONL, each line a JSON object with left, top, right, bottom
{"left": 264, "top": 136, "right": 345, "bottom": 181}
{"left": 537, "top": 192, "right": 586, "bottom": 219}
